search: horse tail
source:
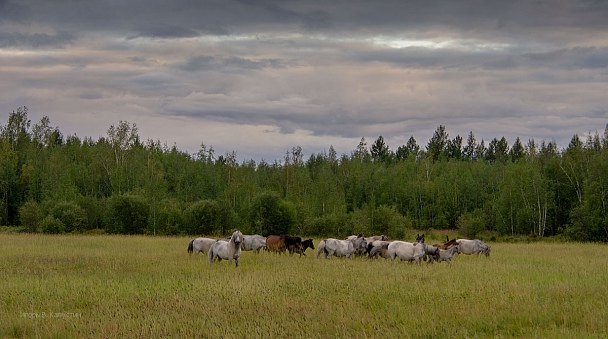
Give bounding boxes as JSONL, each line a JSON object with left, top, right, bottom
{"left": 208, "top": 245, "right": 215, "bottom": 265}
{"left": 187, "top": 239, "right": 194, "bottom": 254}
{"left": 316, "top": 240, "right": 326, "bottom": 258}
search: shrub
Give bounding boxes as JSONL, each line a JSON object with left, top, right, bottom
{"left": 106, "top": 194, "right": 149, "bottom": 234}
{"left": 19, "top": 201, "right": 44, "bottom": 232}
{"left": 40, "top": 216, "right": 66, "bottom": 234}
{"left": 249, "top": 192, "right": 296, "bottom": 236}
{"left": 51, "top": 201, "right": 87, "bottom": 232}
{"left": 457, "top": 208, "right": 486, "bottom": 239}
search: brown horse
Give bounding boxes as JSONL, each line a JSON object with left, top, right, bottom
{"left": 265, "top": 235, "right": 287, "bottom": 253}
{"left": 433, "top": 236, "right": 457, "bottom": 250}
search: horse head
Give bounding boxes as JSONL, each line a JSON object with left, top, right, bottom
{"left": 415, "top": 234, "right": 425, "bottom": 243}
{"left": 231, "top": 230, "right": 243, "bottom": 246}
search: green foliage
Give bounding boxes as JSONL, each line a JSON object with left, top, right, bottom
{"left": 106, "top": 194, "right": 149, "bottom": 234}
{"left": 154, "top": 199, "right": 184, "bottom": 235}
{"left": 249, "top": 191, "right": 296, "bottom": 236}
{"left": 457, "top": 208, "right": 486, "bottom": 239}
{"left": 40, "top": 215, "right": 65, "bottom": 234}
{"left": 19, "top": 200, "right": 43, "bottom": 232}
{"left": 3, "top": 107, "right": 608, "bottom": 241}
{"left": 183, "top": 199, "right": 233, "bottom": 235}
{"left": 50, "top": 201, "right": 87, "bottom": 232}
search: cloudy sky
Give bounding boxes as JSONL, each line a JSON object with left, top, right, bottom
{"left": 1, "top": 0, "right": 607, "bottom": 162}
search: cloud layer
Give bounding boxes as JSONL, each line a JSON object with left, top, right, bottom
{"left": 1, "top": 0, "right": 607, "bottom": 162}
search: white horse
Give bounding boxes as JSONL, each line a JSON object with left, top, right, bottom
{"left": 187, "top": 237, "right": 217, "bottom": 255}
{"left": 387, "top": 241, "right": 438, "bottom": 265}
{"left": 241, "top": 234, "right": 267, "bottom": 254}
{"left": 317, "top": 237, "right": 367, "bottom": 259}
{"left": 208, "top": 230, "right": 244, "bottom": 267}
{"left": 456, "top": 239, "right": 491, "bottom": 257}
{"left": 432, "top": 245, "right": 460, "bottom": 265}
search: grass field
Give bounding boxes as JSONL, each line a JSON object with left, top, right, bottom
{"left": 2, "top": 233, "right": 608, "bottom": 338}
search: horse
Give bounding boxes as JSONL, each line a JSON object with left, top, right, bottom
{"left": 431, "top": 245, "right": 460, "bottom": 265}
{"left": 293, "top": 238, "right": 315, "bottom": 256}
{"left": 368, "top": 242, "right": 391, "bottom": 259}
{"left": 241, "top": 234, "right": 267, "bottom": 254}
{"left": 284, "top": 235, "right": 304, "bottom": 255}
{"left": 208, "top": 230, "right": 244, "bottom": 267}
{"left": 187, "top": 237, "right": 217, "bottom": 255}
{"left": 365, "top": 235, "right": 389, "bottom": 242}
{"left": 456, "top": 239, "right": 491, "bottom": 257}
{"left": 433, "top": 236, "right": 457, "bottom": 250}
{"left": 317, "top": 237, "right": 367, "bottom": 259}
{"left": 387, "top": 241, "right": 438, "bottom": 265}
{"left": 265, "top": 235, "right": 287, "bottom": 254}
{"left": 366, "top": 240, "right": 391, "bottom": 258}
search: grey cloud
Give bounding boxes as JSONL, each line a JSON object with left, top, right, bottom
{"left": 0, "top": 32, "right": 75, "bottom": 48}
{"left": 128, "top": 24, "right": 201, "bottom": 39}
{"left": 0, "top": 0, "right": 31, "bottom": 22}
{"left": 127, "top": 73, "right": 196, "bottom": 97}
{"left": 175, "top": 55, "right": 285, "bottom": 72}
{"left": 4, "top": 0, "right": 608, "bottom": 162}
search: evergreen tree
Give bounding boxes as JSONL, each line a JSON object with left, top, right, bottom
{"left": 371, "top": 135, "right": 391, "bottom": 163}
{"left": 426, "top": 125, "right": 449, "bottom": 161}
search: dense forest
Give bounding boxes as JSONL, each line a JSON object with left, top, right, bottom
{"left": 1, "top": 106, "right": 607, "bottom": 241}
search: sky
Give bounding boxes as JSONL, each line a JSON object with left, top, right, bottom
{"left": 1, "top": 0, "right": 607, "bottom": 163}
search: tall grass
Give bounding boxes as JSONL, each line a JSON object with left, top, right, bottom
{"left": 2, "top": 234, "right": 607, "bottom": 338}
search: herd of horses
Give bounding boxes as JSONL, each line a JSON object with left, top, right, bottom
{"left": 188, "top": 231, "right": 491, "bottom": 267}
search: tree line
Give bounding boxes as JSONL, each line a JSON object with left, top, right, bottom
{"left": 1, "top": 106, "right": 607, "bottom": 241}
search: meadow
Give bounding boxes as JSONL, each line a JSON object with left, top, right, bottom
{"left": 2, "top": 233, "right": 608, "bottom": 338}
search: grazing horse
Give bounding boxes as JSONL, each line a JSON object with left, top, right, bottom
{"left": 241, "top": 234, "right": 267, "bottom": 254}
{"left": 187, "top": 237, "right": 217, "bottom": 255}
{"left": 387, "top": 241, "right": 437, "bottom": 265}
{"left": 317, "top": 237, "right": 367, "bottom": 259}
{"left": 208, "top": 230, "right": 244, "bottom": 267}
{"left": 456, "top": 239, "right": 491, "bottom": 257}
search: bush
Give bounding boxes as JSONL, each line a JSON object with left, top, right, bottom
{"left": 184, "top": 199, "right": 234, "bottom": 235}
{"left": 106, "top": 194, "right": 149, "bottom": 234}
{"left": 249, "top": 192, "right": 296, "bottom": 236}
{"left": 51, "top": 201, "right": 87, "bottom": 232}
{"left": 41, "top": 216, "right": 66, "bottom": 234}
{"left": 457, "top": 209, "right": 486, "bottom": 239}
{"left": 19, "top": 201, "right": 44, "bottom": 232}
{"left": 155, "top": 200, "right": 184, "bottom": 235}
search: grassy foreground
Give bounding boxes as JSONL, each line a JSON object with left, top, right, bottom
{"left": 1, "top": 233, "right": 608, "bottom": 338}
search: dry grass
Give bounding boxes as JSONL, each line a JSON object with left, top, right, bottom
{"left": 2, "top": 234, "right": 608, "bottom": 338}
